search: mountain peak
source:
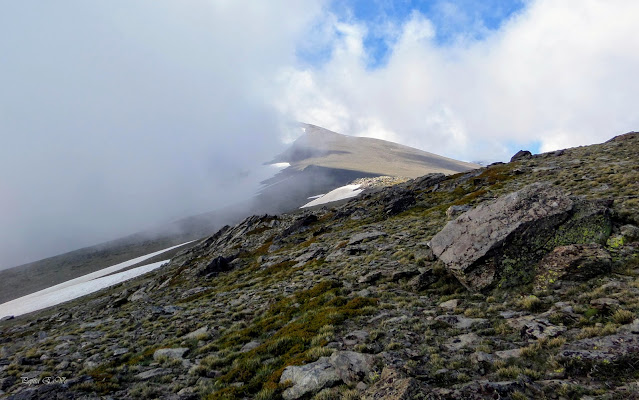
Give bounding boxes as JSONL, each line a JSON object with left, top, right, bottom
{"left": 272, "top": 123, "right": 479, "bottom": 178}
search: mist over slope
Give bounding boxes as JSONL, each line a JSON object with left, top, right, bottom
{"left": 0, "top": 125, "right": 475, "bottom": 303}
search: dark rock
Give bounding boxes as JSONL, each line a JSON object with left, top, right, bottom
{"left": 589, "top": 297, "right": 620, "bottom": 312}
{"left": 535, "top": 244, "right": 612, "bottom": 290}
{"left": 111, "top": 293, "right": 129, "bottom": 308}
{"left": 385, "top": 193, "right": 416, "bottom": 216}
{"left": 430, "top": 183, "right": 612, "bottom": 291}
{"left": 198, "top": 256, "right": 232, "bottom": 277}
{"left": 510, "top": 150, "right": 533, "bottom": 162}
{"left": 181, "top": 287, "right": 212, "bottom": 299}
{"left": 558, "top": 333, "right": 639, "bottom": 377}
{"left": 413, "top": 173, "right": 446, "bottom": 190}
{"left": 343, "top": 330, "right": 369, "bottom": 347}
{"left": 348, "top": 230, "right": 386, "bottom": 245}
{"left": 281, "top": 214, "right": 318, "bottom": 237}
{"left": 621, "top": 224, "right": 639, "bottom": 242}
{"left": 135, "top": 368, "right": 172, "bottom": 381}
{"left": 415, "top": 245, "right": 436, "bottom": 262}
{"left": 0, "top": 376, "right": 16, "bottom": 391}
{"left": 358, "top": 272, "right": 382, "bottom": 284}
{"left": 390, "top": 269, "right": 419, "bottom": 282}
{"left": 434, "top": 315, "right": 487, "bottom": 330}
{"left": 507, "top": 316, "right": 566, "bottom": 340}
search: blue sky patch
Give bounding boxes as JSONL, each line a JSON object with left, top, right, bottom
{"left": 301, "top": 0, "right": 527, "bottom": 69}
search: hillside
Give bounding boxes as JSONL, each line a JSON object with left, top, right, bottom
{"left": 0, "top": 124, "right": 477, "bottom": 305}
{"left": 2, "top": 133, "right": 638, "bottom": 399}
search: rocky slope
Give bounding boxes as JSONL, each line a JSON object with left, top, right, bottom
{"left": 1, "top": 133, "right": 639, "bottom": 399}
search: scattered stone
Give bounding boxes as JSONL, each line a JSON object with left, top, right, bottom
{"left": 128, "top": 287, "right": 147, "bottom": 302}
{"left": 499, "top": 311, "right": 524, "bottom": 319}
{"left": 621, "top": 224, "right": 639, "bottom": 242}
{"left": 135, "top": 368, "right": 172, "bottom": 381}
{"left": 183, "top": 326, "right": 209, "bottom": 340}
{"left": 590, "top": 297, "right": 620, "bottom": 311}
{"left": 413, "top": 173, "right": 446, "bottom": 190}
{"left": 343, "top": 330, "right": 369, "bottom": 347}
{"left": 362, "top": 367, "right": 421, "bottom": 400}
{"left": 495, "top": 348, "right": 523, "bottom": 359}
{"left": 180, "top": 287, "right": 212, "bottom": 299}
{"left": 0, "top": 376, "right": 16, "bottom": 391}
{"left": 280, "top": 351, "right": 374, "bottom": 399}
{"left": 518, "top": 318, "right": 566, "bottom": 340}
{"left": 558, "top": 333, "right": 639, "bottom": 376}
{"left": 434, "top": 315, "right": 487, "bottom": 330}
{"left": 240, "top": 341, "right": 261, "bottom": 353}
{"left": 390, "top": 269, "right": 419, "bottom": 282}
{"left": 409, "top": 269, "right": 437, "bottom": 291}
{"left": 113, "top": 348, "right": 129, "bottom": 356}
{"left": 385, "top": 193, "right": 416, "bottom": 216}
{"left": 198, "top": 256, "right": 232, "bottom": 277}
{"left": 439, "top": 299, "right": 459, "bottom": 311}
{"left": 358, "top": 271, "right": 382, "bottom": 284}
{"left": 444, "top": 333, "right": 480, "bottom": 351}
{"left": 80, "top": 331, "right": 104, "bottom": 340}
{"left": 348, "top": 230, "right": 386, "bottom": 245}
{"left": 153, "top": 347, "right": 189, "bottom": 361}
{"left": 471, "top": 351, "right": 494, "bottom": 364}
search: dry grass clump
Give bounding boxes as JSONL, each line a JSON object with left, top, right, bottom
{"left": 611, "top": 309, "right": 635, "bottom": 324}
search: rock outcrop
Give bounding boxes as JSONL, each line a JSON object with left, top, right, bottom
{"left": 430, "top": 183, "right": 612, "bottom": 290}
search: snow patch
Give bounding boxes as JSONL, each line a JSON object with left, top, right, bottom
{"left": 301, "top": 184, "right": 363, "bottom": 208}
{"left": 269, "top": 162, "right": 291, "bottom": 169}
{"left": 0, "top": 241, "right": 193, "bottom": 318}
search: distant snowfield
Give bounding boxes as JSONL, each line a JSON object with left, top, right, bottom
{"left": 0, "top": 241, "right": 192, "bottom": 319}
{"left": 301, "top": 184, "right": 363, "bottom": 208}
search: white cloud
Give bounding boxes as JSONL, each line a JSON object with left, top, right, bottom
{"left": 278, "top": 0, "right": 639, "bottom": 161}
{"left": 0, "top": 0, "right": 326, "bottom": 268}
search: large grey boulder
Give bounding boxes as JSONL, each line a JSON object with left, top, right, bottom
{"left": 430, "top": 183, "right": 611, "bottom": 291}
{"left": 280, "top": 351, "right": 375, "bottom": 399}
